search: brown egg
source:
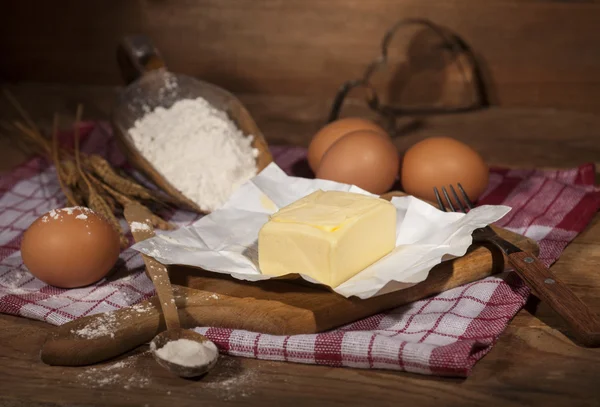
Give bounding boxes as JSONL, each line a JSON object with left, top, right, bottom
{"left": 21, "top": 207, "right": 121, "bottom": 288}
{"left": 316, "top": 130, "right": 400, "bottom": 194}
{"left": 307, "top": 117, "right": 387, "bottom": 173}
{"left": 400, "top": 137, "right": 489, "bottom": 204}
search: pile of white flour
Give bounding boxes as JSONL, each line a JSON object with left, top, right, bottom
{"left": 128, "top": 97, "right": 259, "bottom": 212}
{"left": 153, "top": 338, "right": 218, "bottom": 367}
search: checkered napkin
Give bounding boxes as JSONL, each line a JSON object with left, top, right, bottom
{"left": 1, "top": 123, "right": 599, "bottom": 376}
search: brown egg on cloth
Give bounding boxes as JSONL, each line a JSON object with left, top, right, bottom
{"left": 20, "top": 207, "right": 121, "bottom": 288}
{"left": 316, "top": 130, "right": 400, "bottom": 195}
{"left": 307, "top": 117, "right": 387, "bottom": 173}
{"left": 400, "top": 137, "right": 489, "bottom": 203}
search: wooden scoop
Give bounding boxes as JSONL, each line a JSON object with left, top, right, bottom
{"left": 124, "top": 203, "right": 218, "bottom": 378}
{"left": 112, "top": 34, "right": 273, "bottom": 213}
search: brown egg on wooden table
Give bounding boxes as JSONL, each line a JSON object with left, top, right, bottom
{"left": 20, "top": 207, "right": 121, "bottom": 289}
{"left": 400, "top": 137, "right": 489, "bottom": 204}
{"left": 316, "top": 130, "right": 400, "bottom": 195}
{"left": 307, "top": 117, "right": 387, "bottom": 173}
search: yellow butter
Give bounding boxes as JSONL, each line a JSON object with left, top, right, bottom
{"left": 258, "top": 190, "right": 396, "bottom": 287}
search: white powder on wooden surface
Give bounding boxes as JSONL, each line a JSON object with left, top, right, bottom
{"left": 153, "top": 338, "right": 218, "bottom": 367}
{"left": 76, "top": 355, "right": 151, "bottom": 390}
{"left": 130, "top": 221, "right": 151, "bottom": 232}
{"left": 128, "top": 97, "right": 259, "bottom": 212}
{"left": 72, "top": 312, "right": 117, "bottom": 339}
{"left": 131, "top": 303, "right": 153, "bottom": 313}
{"left": 203, "top": 357, "right": 259, "bottom": 400}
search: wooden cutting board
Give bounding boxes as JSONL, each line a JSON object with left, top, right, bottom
{"left": 41, "top": 224, "right": 538, "bottom": 366}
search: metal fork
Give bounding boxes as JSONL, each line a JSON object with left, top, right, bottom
{"left": 435, "top": 184, "right": 600, "bottom": 347}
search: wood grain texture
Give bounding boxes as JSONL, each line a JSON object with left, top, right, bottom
{"left": 508, "top": 251, "right": 600, "bottom": 347}
{"left": 171, "top": 228, "right": 537, "bottom": 330}
{"left": 1, "top": 0, "right": 600, "bottom": 113}
{"left": 40, "top": 226, "right": 538, "bottom": 367}
{"left": 40, "top": 285, "right": 317, "bottom": 367}
{"left": 1, "top": 85, "right": 600, "bottom": 406}
{"left": 3, "top": 83, "right": 600, "bottom": 172}
{"left": 3, "top": 311, "right": 600, "bottom": 407}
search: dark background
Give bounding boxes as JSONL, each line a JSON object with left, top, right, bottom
{"left": 1, "top": 0, "right": 599, "bottom": 114}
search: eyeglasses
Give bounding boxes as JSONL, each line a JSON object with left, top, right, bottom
{"left": 328, "top": 18, "right": 488, "bottom": 123}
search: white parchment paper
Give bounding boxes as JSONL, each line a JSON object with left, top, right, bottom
{"left": 131, "top": 163, "right": 511, "bottom": 299}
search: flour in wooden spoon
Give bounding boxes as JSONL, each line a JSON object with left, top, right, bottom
{"left": 153, "top": 338, "right": 218, "bottom": 367}
{"left": 128, "top": 97, "right": 259, "bottom": 212}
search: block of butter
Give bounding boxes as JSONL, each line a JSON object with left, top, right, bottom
{"left": 258, "top": 190, "right": 396, "bottom": 287}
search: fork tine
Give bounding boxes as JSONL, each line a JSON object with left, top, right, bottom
{"left": 433, "top": 187, "right": 447, "bottom": 212}
{"left": 449, "top": 185, "right": 467, "bottom": 213}
{"left": 457, "top": 183, "right": 475, "bottom": 209}
{"left": 441, "top": 187, "right": 455, "bottom": 211}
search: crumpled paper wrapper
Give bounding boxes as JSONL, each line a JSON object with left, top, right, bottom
{"left": 132, "top": 163, "right": 511, "bottom": 299}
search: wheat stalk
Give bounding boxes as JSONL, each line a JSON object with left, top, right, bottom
{"left": 85, "top": 155, "right": 166, "bottom": 203}
{"left": 72, "top": 104, "right": 127, "bottom": 247}
{"left": 51, "top": 114, "right": 78, "bottom": 207}
{"left": 3, "top": 89, "right": 175, "bottom": 247}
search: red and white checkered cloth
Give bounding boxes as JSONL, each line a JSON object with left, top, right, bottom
{"left": 1, "top": 123, "right": 599, "bottom": 376}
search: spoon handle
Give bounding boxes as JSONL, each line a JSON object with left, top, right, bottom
{"left": 124, "top": 203, "right": 180, "bottom": 331}
{"left": 140, "top": 254, "right": 180, "bottom": 331}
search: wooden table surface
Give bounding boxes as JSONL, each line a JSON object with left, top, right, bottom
{"left": 1, "top": 84, "right": 599, "bottom": 407}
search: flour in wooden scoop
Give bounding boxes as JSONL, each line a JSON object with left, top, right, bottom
{"left": 128, "top": 97, "right": 259, "bottom": 212}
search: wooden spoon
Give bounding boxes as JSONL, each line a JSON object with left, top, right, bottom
{"left": 124, "top": 203, "right": 218, "bottom": 377}
{"left": 112, "top": 35, "right": 273, "bottom": 213}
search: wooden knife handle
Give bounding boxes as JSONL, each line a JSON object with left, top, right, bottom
{"left": 508, "top": 251, "right": 600, "bottom": 347}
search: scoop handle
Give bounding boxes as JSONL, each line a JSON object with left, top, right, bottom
{"left": 117, "top": 34, "right": 167, "bottom": 84}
